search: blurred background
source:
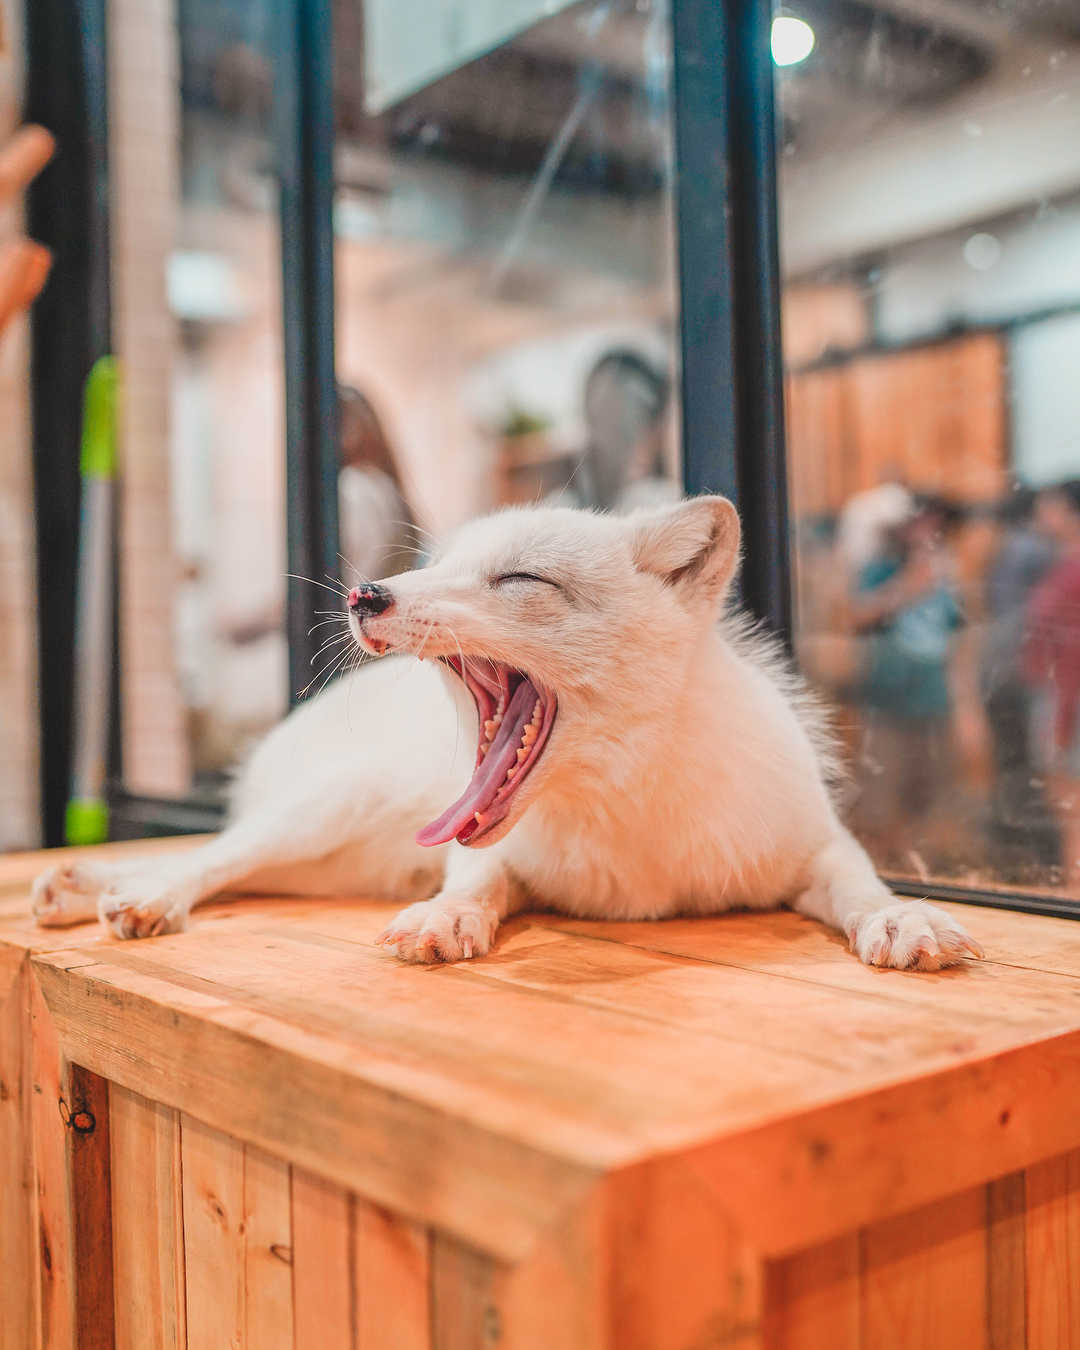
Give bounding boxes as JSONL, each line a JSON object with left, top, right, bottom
{"left": 2, "top": 0, "right": 1080, "bottom": 901}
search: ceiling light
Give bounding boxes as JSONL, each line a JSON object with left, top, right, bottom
{"left": 772, "top": 16, "right": 815, "bottom": 67}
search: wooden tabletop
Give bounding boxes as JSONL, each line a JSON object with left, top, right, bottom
{"left": 5, "top": 840, "right": 1080, "bottom": 1265}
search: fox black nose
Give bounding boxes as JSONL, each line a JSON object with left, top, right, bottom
{"left": 348, "top": 582, "right": 394, "bottom": 617}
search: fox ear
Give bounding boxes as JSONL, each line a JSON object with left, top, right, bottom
{"left": 629, "top": 495, "right": 741, "bottom": 600}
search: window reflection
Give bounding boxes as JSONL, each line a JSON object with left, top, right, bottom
{"left": 333, "top": 0, "right": 681, "bottom": 563}
{"left": 778, "top": 0, "right": 1080, "bottom": 893}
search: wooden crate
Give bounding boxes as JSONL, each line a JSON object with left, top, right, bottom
{"left": 4, "top": 840, "right": 1080, "bottom": 1349}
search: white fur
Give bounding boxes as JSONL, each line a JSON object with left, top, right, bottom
{"left": 33, "top": 498, "right": 982, "bottom": 971}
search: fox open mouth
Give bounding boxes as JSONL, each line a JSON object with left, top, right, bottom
{"left": 416, "top": 658, "right": 557, "bottom": 848}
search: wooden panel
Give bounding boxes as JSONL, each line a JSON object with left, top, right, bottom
{"left": 604, "top": 1157, "right": 762, "bottom": 1350}
{"left": 0, "top": 947, "right": 35, "bottom": 1350}
{"left": 110, "top": 1084, "right": 186, "bottom": 1350}
{"left": 763, "top": 1235, "right": 859, "bottom": 1350}
{"left": 291, "top": 1167, "right": 353, "bottom": 1350}
{"left": 181, "top": 1115, "right": 294, "bottom": 1350}
{"left": 1026, "top": 1149, "right": 1080, "bottom": 1350}
{"left": 986, "top": 1173, "right": 1025, "bottom": 1350}
{"left": 243, "top": 1147, "right": 294, "bottom": 1350}
{"left": 431, "top": 1236, "right": 500, "bottom": 1350}
{"left": 861, "top": 1186, "right": 987, "bottom": 1350}
{"left": 355, "top": 1198, "right": 430, "bottom": 1350}
{"left": 30, "top": 974, "right": 115, "bottom": 1350}
{"left": 182, "top": 1116, "right": 246, "bottom": 1347}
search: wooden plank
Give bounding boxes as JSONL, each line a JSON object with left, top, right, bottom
{"left": 861, "top": 1187, "right": 988, "bottom": 1350}
{"left": 355, "top": 1198, "right": 430, "bottom": 1350}
{"left": 110, "top": 1084, "right": 186, "bottom": 1350}
{"left": 431, "top": 1236, "right": 500, "bottom": 1350}
{"left": 679, "top": 1024, "right": 1080, "bottom": 1257}
{"left": 763, "top": 1235, "right": 859, "bottom": 1350}
{"left": 181, "top": 1115, "right": 246, "bottom": 1348}
{"left": 0, "top": 947, "right": 36, "bottom": 1350}
{"left": 181, "top": 1115, "right": 294, "bottom": 1350}
{"left": 31, "top": 947, "right": 608, "bottom": 1264}
{"left": 30, "top": 974, "right": 115, "bottom": 1350}
{"left": 243, "top": 1146, "right": 294, "bottom": 1350}
{"left": 603, "top": 1157, "right": 762, "bottom": 1350}
{"left": 30, "top": 969, "right": 72, "bottom": 1350}
{"left": 291, "top": 1167, "right": 353, "bottom": 1350}
{"left": 1025, "top": 1149, "right": 1080, "bottom": 1349}
{"left": 986, "top": 1173, "right": 1025, "bottom": 1350}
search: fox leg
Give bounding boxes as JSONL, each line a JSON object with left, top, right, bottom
{"left": 375, "top": 843, "right": 520, "bottom": 963}
{"left": 794, "top": 828, "right": 983, "bottom": 971}
{"left": 33, "top": 769, "right": 393, "bottom": 939}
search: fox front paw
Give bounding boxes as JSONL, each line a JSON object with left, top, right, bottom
{"left": 32, "top": 863, "right": 104, "bottom": 928}
{"left": 98, "top": 880, "right": 189, "bottom": 940}
{"left": 847, "top": 900, "right": 983, "bottom": 972}
{"left": 375, "top": 895, "right": 496, "bottom": 964}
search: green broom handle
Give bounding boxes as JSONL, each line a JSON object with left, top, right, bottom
{"left": 66, "top": 356, "right": 119, "bottom": 846}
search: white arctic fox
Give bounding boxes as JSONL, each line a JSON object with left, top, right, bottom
{"left": 33, "top": 496, "right": 982, "bottom": 971}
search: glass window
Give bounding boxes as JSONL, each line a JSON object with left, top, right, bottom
{"left": 776, "top": 0, "right": 1080, "bottom": 896}
{"left": 330, "top": 0, "right": 682, "bottom": 624}
{"left": 109, "top": 0, "right": 286, "bottom": 814}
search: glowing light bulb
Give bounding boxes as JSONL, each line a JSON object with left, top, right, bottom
{"left": 771, "top": 15, "right": 815, "bottom": 66}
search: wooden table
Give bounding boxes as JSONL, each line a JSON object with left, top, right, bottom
{"left": 3, "top": 840, "right": 1080, "bottom": 1350}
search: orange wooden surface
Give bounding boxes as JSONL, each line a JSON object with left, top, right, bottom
{"left": 6, "top": 840, "right": 1080, "bottom": 1347}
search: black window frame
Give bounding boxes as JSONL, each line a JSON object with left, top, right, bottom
{"left": 22, "top": 0, "right": 1080, "bottom": 921}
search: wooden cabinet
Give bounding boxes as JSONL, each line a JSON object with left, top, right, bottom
{"left": 4, "top": 841, "right": 1080, "bottom": 1348}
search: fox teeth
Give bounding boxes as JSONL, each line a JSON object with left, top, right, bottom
{"left": 505, "top": 766, "right": 517, "bottom": 781}
{"left": 522, "top": 725, "right": 537, "bottom": 746}
{"left": 480, "top": 741, "right": 491, "bottom": 757}
{"left": 516, "top": 747, "right": 528, "bottom": 763}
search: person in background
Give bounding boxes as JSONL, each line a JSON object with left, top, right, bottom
{"left": 1022, "top": 481, "right": 1080, "bottom": 888}
{"left": 849, "top": 495, "right": 966, "bottom": 868}
{"left": 337, "top": 384, "right": 419, "bottom": 583}
{"left": 835, "top": 466, "right": 912, "bottom": 582}
{"left": 980, "top": 487, "right": 1059, "bottom": 871}
{"left": 576, "top": 349, "right": 679, "bottom": 512}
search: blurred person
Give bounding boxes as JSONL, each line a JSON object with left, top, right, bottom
{"left": 221, "top": 386, "right": 417, "bottom": 654}
{"left": 1022, "top": 480, "right": 1080, "bottom": 886}
{"left": 574, "top": 349, "right": 679, "bottom": 512}
{"left": 980, "top": 487, "right": 1059, "bottom": 868}
{"left": 835, "top": 466, "right": 912, "bottom": 580}
{"left": 849, "top": 495, "right": 966, "bottom": 866}
{"left": 337, "top": 384, "right": 419, "bottom": 583}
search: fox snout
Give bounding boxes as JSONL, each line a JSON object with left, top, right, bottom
{"left": 348, "top": 583, "right": 395, "bottom": 617}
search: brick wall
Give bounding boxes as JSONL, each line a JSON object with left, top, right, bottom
{"left": 0, "top": 0, "right": 41, "bottom": 850}
{"left": 109, "top": 0, "right": 190, "bottom": 795}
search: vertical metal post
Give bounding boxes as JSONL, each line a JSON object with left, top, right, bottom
{"left": 26, "top": 0, "right": 113, "bottom": 844}
{"left": 277, "top": 0, "right": 340, "bottom": 702}
{"left": 671, "top": 0, "right": 791, "bottom": 643}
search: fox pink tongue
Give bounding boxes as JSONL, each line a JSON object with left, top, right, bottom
{"left": 416, "top": 678, "right": 538, "bottom": 847}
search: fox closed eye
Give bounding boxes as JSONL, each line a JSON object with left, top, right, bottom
{"left": 492, "top": 572, "right": 559, "bottom": 589}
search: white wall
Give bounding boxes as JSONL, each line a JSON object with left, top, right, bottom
{"left": 1011, "top": 312, "right": 1080, "bottom": 486}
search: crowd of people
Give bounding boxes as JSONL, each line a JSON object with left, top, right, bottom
{"left": 820, "top": 478, "right": 1080, "bottom": 889}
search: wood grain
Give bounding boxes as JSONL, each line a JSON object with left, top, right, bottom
{"left": 986, "top": 1172, "right": 1025, "bottom": 1350}
{"left": 861, "top": 1187, "right": 988, "bottom": 1350}
{"left": 181, "top": 1115, "right": 295, "bottom": 1349}
{"left": 0, "top": 947, "right": 36, "bottom": 1350}
{"left": 763, "top": 1235, "right": 860, "bottom": 1350}
{"left": 181, "top": 1115, "right": 246, "bottom": 1347}
{"left": 355, "top": 1198, "right": 430, "bottom": 1350}
{"left": 1025, "top": 1149, "right": 1080, "bottom": 1349}
{"left": 604, "top": 1157, "right": 762, "bottom": 1350}
{"left": 243, "top": 1146, "right": 294, "bottom": 1350}
{"left": 291, "top": 1168, "right": 354, "bottom": 1350}
{"left": 29, "top": 972, "right": 114, "bottom": 1350}
{"left": 431, "top": 1236, "right": 500, "bottom": 1350}
{"left": 110, "top": 1084, "right": 186, "bottom": 1350}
